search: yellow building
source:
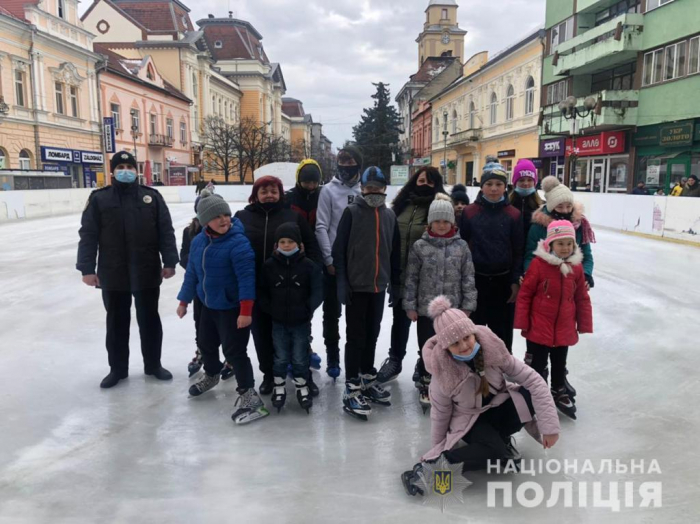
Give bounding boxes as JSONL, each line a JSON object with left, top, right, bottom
{"left": 0, "top": 0, "right": 104, "bottom": 189}
{"left": 430, "top": 29, "right": 545, "bottom": 185}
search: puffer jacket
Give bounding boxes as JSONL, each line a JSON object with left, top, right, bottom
{"left": 526, "top": 203, "right": 594, "bottom": 276}
{"left": 515, "top": 241, "right": 593, "bottom": 347}
{"left": 403, "top": 230, "right": 477, "bottom": 317}
{"left": 177, "top": 218, "right": 256, "bottom": 311}
{"left": 421, "top": 325, "right": 560, "bottom": 462}
{"left": 395, "top": 195, "right": 432, "bottom": 293}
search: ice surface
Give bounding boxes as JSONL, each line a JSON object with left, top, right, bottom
{"left": 1, "top": 203, "right": 699, "bottom": 523}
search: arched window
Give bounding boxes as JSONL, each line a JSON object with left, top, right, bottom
{"left": 490, "top": 93, "right": 498, "bottom": 125}
{"left": 506, "top": 85, "right": 515, "bottom": 121}
{"left": 19, "top": 149, "right": 32, "bottom": 170}
{"left": 451, "top": 109, "right": 458, "bottom": 134}
{"left": 192, "top": 73, "right": 198, "bottom": 99}
{"left": 469, "top": 101, "right": 476, "bottom": 129}
{"left": 525, "top": 76, "right": 536, "bottom": 115}
{"left": 146, "top": 64, "right": 155, "bottom": 81}
{"left": 0, "top": 147, "right": 7, "bottom": 169}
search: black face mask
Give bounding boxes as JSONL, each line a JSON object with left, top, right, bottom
{"left": 337, "top": 165, "right": 360, "bottom": 182}
{"left": 413, "top": 185, "right": 436, "bottom": 197}
{"left": 258, "top": 201, "right": 281, "bottom": 213}
{"left": 551, "top": 210, "right": 573, "bottom": 221}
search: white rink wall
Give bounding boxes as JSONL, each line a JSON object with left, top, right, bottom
{"left": 1, "top": 185, "right": 699, "bottom": 245}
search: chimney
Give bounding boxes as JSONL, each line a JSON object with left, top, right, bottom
{"left": 208, "top": 14, "right": 214, "bottom": 19}
{"left": 229, "top": 11, "right": 233, "bottom": 18}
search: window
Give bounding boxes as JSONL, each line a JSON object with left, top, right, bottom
{"left": 131, "top": 109, "right": 140, "bottom": 133}
{"left": 546, "top": 80, "right": 569, "bottom": 105}
{"left": 14, "top": 70, "right": 26, "bottom": 107}
{"left": 550, "top": 16, "right": 575, "bottom": 54}
{"left": 212, "top": 96, "right": 216, "bottom": 114}
{"left": 180, "top": 121, "right": 187, "bottom": 143}
{"left": 644, "top": 38, "right": 693, "bottom": 86}
{"left": 218, "top": 98, "right": 222, "bottom": 116}
{"left": 0, "top": 148, "right": 6, "bottom": 169}
{"left": 591, "top": 63, "right": 636, "bottom": 92}
{"left": 442, "top": 8, "right": 448, "bottom": 19}
{"left": 451, "top": 109, "right": 458, "bottom": 134}
{"left": 54, "top": 82, "right": 65, "bottom": 114}
{"left": 19, "top": 150, "right": 31, "bottom": 170}
{"left": 505, "top": 85, "right": 515, "bottom": 121}
{"left": 192, "top": 73, "right": 198, "bottom": 98}
{"left": 469, "top": 101, "right": 476, "bottom": 129}
{"left": 434, "top": 117, "right": 439, "bottom": 142}
{"left": 69, "top": 86, "right": 78, "bottom": 117}
{"left": 153, "top": 162, "right": 162, "bottom": 181}
{"left": 595, "top": 1, "right": 641, "bottom": 26}
{"left": 166, "top": 118, "right": 173, "bottom": 139}
{"left": 150, "top": 113, "right": 157, "bottom": 136}
{"left": 525, "top": 76, "right": 535, "bottom": 115}
{"left": 58, "top": 0, "right": 65, "bottom": 19}
{"left": 146, "top": 64, "right": 155, "bottom": 81}
{"left": 490, "top": 92, "right": 498, "bottom": 125}
{"left": 689, "top": 37, "right": 700, "bottom": 75}
{"left": 215, "top": 40, "right": 223, "bottom": 49}
{"left": 110, "top": 103, "right": 121, "bottom": 130}
{"left": 224, "top": 101, "right": 228, "bottom": 120}
{"left": 646, "top": 0, "right": 674, "bottom": 11}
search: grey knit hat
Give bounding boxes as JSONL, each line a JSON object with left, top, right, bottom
{"left": 197, "top": 189, "right": 231, "bottom": 225}
{"left": 428, "top": 193, "right": 455, "bottom": 225}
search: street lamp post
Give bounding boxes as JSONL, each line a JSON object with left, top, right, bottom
{"left": 559, "top": 95, "right": 598, "bottom": 187}
{"left": 442, "top": 109, "right": 449, "bottom": 183}
{"left": 130, "top": 108, "right": 138, "bottom": 163}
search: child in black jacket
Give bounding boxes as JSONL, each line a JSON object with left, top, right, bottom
{"left": 258, "top": 223, "right": 323, "bottom": 413}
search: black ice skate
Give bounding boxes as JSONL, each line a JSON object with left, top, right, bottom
{"left": 377, "top": 357, "right": 402, "bottom": 384}
{"left": 553, "top": 387, "right": 577, "bottom": 420}
{"left": 187, "top": 349, "right": 202, "bottom": 377}
{"left": 271, "top": 376, "right": 287, "bottom": 413}
{"left": 343, "top": 379, "right": 371, "bottom": 421}
{"left": 307, "top": 373, "right": 320, "bottom": 397}
{"left": 220, "top": 361, "right": 234, "bottom": 381}
{"left": 401, "top": 462, "right": 425, "bottom": 497}
{"left": 361, "top": 371, "right": 391, "bottom": 406}
{"left": 564, "top": 368, "right": 576, "bottom": 401}
{"left": 294, "top": 377, "right": 313, "bottom": 414}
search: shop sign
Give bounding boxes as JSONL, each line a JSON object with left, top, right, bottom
{"left": 169, "top": 166, "right": 187, "bottom": 186}
{"left": 43, "top": 164, "right": 70, "bottom": 174}
{"left": 41, "top": 147, "right": 73, "bottom": 163}
{"left": 412, "top": 157, "right": 432, "bottom": 166}
{"left": 646, "top": 160, "right": 661, "bottom": 185}
{"left": 81, "top": 152, "right": 104, "bottom": 164}
{"left": 632, "top": 127, "right": 660, "bottom": 147}
{"left": 103, "top": 117, "right": 116, "bottom": 154}
{"left": 530, "top": 159, "right": 543, "bottom": 169}
{"left": 565, "top": 131, "right": 626, "bottom": 157}
{"left": 539, "top": 138, "right": 566, "bottom": 158}
{"left": 497, "top": 150, "right": 516, "bottom": 158}
{"left": 660, "top": 122, "right": 693, "bottom": 147}
{"left": 390, "top": 165, "right": 410, "bottom": 186}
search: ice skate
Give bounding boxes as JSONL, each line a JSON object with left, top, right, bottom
{"left": 564, "top": 368, "right": 576, "bottom": 401}
{"left": 220, "top": 361, "right": 234, "bottom": 381}
{"left": 326, "top": 359, "right": 341, "bottom": 382}
{"left": 553, "top": 387, "right": 577, "bottom": 420}
{"left": 188, "top": 372, "right": 220, "bottom": 397}
{"left": 294, "top": 377, "right": 313, "bottom": 414}
{"left": 361, "top": 371, "right": 391, "bottom": 406}
{"left": 377, "top": 357, "right": 402, "bottom": 384}
{"left": 271, "top": 376, "right": 287, "bottom": 413}
{"left": 412, "top": 360, "right": 422, "bottom": 385}
{"left": 401, "top": 462, "right": 425, "bottom": 497}
{"left": 342, "top": 379, "right": 371, "bottom": 421}
{"left": 417, "top": 374, "right": 431, "bottom": 414}
{"left": 307, "top": 373, "right": 320, "bottom": 397}
{"left": 231, "top": 388, "right": 270, "bottom": 425}
{"left": 310, "top": 352, "right": 322, "bottom": 371}
{"left": 187, "top": 349, "right": 202, "bottom": 377}
{"left": 259, "top": 375, "right": 274, "bottom": 395}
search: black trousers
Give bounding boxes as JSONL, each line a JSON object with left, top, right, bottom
{"left": 344, "top": 291, "right": 386, "bottom": 380}
{"left": 251, "top": 301, "right": 274, "bottom": 378}
{"left": 444, "top": 388, "right": 535, "bottom": 472}
{"left": 102, "top": 287, "right": 162, "bottom": 374}
{"left": 388, "top": 298, "right": 412, "bottom": 362}
{"left": 193, "top": 296, "right": 202, "bottom": 348}
{"left": 415, "top": 316, "right": 436, "bottom": 377}
{"left": 198, "top": 305, "right": 254, "bottom": 389}
{"left": 322, "top": 269, "right": 342, "bottom": 363}
{"left": 527, "top": 341, "right": 569, "bottom": 390}
{"left": 472, "top": 274, "right": 514, "bottom": 353}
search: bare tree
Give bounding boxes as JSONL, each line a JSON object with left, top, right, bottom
{"left": 200, "top": 116, "right": 242, "bottom": 183}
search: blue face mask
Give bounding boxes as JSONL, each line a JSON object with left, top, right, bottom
{"left": 115, "top": 169, "right": 137, "bottom": 184}
{"left": 452, "top": 342, "right": 481, "bottom": 362}
{"left": 483, "top": 195, "right": 505, "bottom": 204}
{"left": 515, "top": 187, "right": 536, "bottom": 197}
{"left": 278, "top": 246, "right": 299, "bottom": 257}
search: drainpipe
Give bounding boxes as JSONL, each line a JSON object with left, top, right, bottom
{"left": 29, "top": 28, "right": 42, "bottom": 171}
{"left": 95, "top": 58, "right": 108, "bottom": 185}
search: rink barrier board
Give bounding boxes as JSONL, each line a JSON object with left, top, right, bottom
{"left": 1, "top": 185, "right": 699, "bottom": 247}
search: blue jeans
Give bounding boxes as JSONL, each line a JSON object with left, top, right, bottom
{"left": 272, "top": 321, "right": 311, "bottom": 379}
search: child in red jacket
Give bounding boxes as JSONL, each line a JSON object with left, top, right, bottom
{"left": 515, "top": 220, "right": 592, "bottom": 420}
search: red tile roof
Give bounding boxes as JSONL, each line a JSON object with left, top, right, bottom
{"left": 1, "top": 0, "right": 38, "bottom": 20}
{"left": 410, "top": 56, "right": 457, "bottom": 83}
{"left": 282, "top": 98, "right": 304, "bottom": 118}
{"left": 111, "top": 0, "right": 193, "bottom": 33}
{"left": 199, "top": 20, "right": 269, "bottom": 64}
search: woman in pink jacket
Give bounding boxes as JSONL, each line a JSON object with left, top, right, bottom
{"left": 402, "top": 296, "right": 560, "bottom": 497}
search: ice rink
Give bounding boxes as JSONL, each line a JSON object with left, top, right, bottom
{"left": 1, "top": 202, "right": 699, "bottom": 523}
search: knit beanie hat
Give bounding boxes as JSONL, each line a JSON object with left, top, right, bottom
{"left": 481, "top": 158, "right": 508, "bottom": 187}
{"left": 110, "top": 151, "right": 137, "bottom": 173}
{"left": 275, "top": 222, "right": 302, "bottom": 245}
{"left": 542, "top": 176, "right": 574, "bottom": 212}
{"left": 546, "top": 220, "right": 576, "bottom": 248}
{"left": 451, "top": 184, "right": 469, "bottom": 205}
{"left": 428, "top": 296, "right": 478, "bottom": 350}
{"left": 512, "top": 159, "right": 538, "bottom": 186}
{"left": 197, "top": 189, "right": 231, "bottom": 226}
{"left": 297, "top": 159, "right": 322, "bottom": 184}
{"left": 338, "top": 144, "right": 364, "bottom": 171}
{"left": 428, "top": 193, "right": 456, "bottom": 225}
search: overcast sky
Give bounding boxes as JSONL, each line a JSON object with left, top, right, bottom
{"left": 84, "top": 0, "right": 545, "bottom": 149}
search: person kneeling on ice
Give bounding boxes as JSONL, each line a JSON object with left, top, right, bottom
{"left": 258, "top": 223, "right": 324, "bottom": 414}
{"left": 515, "top": 221, "right": 593, "bottom": 420}
{"left": 176, "top": 190, "right": 269, "bottom": 425}
{"left": 402, "top": 296, "right": 560, "bottom": 496}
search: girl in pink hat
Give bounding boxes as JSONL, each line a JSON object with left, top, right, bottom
{"left": 515, "top": 220, "right": 593, "bottom": 420}
{"left": 509, "top": 159, "right": 543, "bottom": 239}
{"left": 402, "top": 296, "right": 560, "bottom": 496}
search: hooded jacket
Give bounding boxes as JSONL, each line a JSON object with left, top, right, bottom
{"left": 421, "top": 325, "right": 560, "bottom": 462}
{"left": 284, "top": 159, "right": 322, "bottom": 228}
{"left": 315, "top": 176, "right": 362, "bottom": 266}
{"left": 403, "top": 230, "right": 477, "bottom": 317}
{"left": 515, "top": 241, "right": 593, "bottom": 347}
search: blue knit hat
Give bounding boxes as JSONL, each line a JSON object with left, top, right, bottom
{"left": 481, "top": 159, "right": 508, "bottom": 187}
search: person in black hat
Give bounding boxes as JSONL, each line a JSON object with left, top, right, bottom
{"left": 285, "top": 159, "right": 322, "bottom": 228}
{"left": 77, "top": 151, "right": 178, "bottom": 388}
{"left": 450, "top": 183, "right": 470, "bottom": 222}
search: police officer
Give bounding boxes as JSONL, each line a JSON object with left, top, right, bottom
{"left": 77, "top": 151, "right": 179, "bottom": 388}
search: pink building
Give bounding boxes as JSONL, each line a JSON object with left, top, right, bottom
{"left": 97, "top": 44, "right": 192, "bottom": 186}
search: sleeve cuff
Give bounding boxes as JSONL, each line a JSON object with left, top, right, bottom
{"left": 240, "top": 300, "right": 254, "bottom": 316}
{"left": 179, "top": 301, "right": 188, "bottom": 307}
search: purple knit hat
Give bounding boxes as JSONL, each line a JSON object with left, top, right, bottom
{"left": 428, "top": 296, "right": 478, "bottom": 349}
{"left": 512, "top": 159, "right": 538, "bottom": 186}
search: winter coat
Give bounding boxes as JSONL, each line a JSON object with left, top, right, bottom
{"left": 421, "top": 326, "right": 560, "bottom": 462}
{"left": 395, "top": 194, "right": 432, "bottom": 293}
{"left": 681, "top": 183, "right": 700, "bottom": 197}
{"left": 509, "top": 191, "right": 543, "bottom": 240}
{"left": 284, "top": 164, "right": 321, "bottom": 228}
{"left": 332, "top": 195, "right": 401, "bottom": 299}
{"left": 515, "top": 241, "right": 593, "bottom": 347}
{"left": 258, "top": 250, "right": 324, "bottom": 326}
{"left": 235, "top": 201, "right": 321, "bottom": 272}
{"left": 76, "top": 182, "right": 178, "bottom": 292}
{"left": 179, "top": 219, "right": 202, "bottom": 269}
{"left": 315, "top": 177, "right": 362, "bottom": 266}
{"left": 632, "top": 187, "right": 650, "bottom": 195}
{"left": 177, "top": 219, "right": 255, "bottom": 310}
{"left": 526, "top": 203, "right": 594, "bottom": 276}
{"left": 459, "top": 194, "right": 524, "bottom": 283}
{"left": 403, "top": 231, "right": 477, "bottom": 317}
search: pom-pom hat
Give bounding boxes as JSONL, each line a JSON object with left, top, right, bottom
{"left": 428, "top": 193, "right": 455, "bottom": 225}
{"left": 546, "top": 220, "right": 576, "bottom": 248}
{"left": 542, "top": 176, "right": 574, "bottom": 212}
{"left": 428, "top": 296, "right": 478, "bottom": 349}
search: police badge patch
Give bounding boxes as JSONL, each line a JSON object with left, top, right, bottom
{"left": 420, "top": 455, "right": 472, "bottom": 512}
{"left": 143, "top": 195, "right": 153, "bottom": 204}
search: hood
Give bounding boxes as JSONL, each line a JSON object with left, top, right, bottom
{"left": 534, "top": 239, "right": 583, "bottom": 275}
{"left": 422, "top": 325, "right": 512, "bottom": 396}
{"left": 531, "top": 202, "right": 585, "bottom": 227}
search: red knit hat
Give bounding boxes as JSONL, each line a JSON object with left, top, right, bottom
{"left": 249, "top": 176, "right": 284, "bottom": 204}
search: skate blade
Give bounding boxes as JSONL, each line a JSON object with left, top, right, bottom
{"left": 234, "top": 408, "right": 270, "bottom": 425}
{"left": 378, "top": 374, "right": 399, "bottom": 385}
{"left": 343, "top": 407, "right": 369, "bottom": 421}
{"left": 420, "top": 404, "right": 430, "bottom": 414}
{"left": 556, "top": 406, "right": 577, "bottom": 420}
{"left": 367, "top": 398, "right": 391, "bottom": 407}
{"left": 401, "top": 473, "right": 423, "bottom": 497}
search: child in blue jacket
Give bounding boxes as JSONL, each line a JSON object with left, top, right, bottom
{"left": 177, "top": 190, "right": 268, "bottom": 425}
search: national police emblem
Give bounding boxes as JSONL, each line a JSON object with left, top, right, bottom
{"left": 420, "top": 455, "right": 472, "bottom": 512}
{"left": 143, "top": 195, "right": 153, "bottom": 204}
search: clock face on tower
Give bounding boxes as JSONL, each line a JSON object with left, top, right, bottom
{"left": 442, "top": 33, "right": 450, "bottom": 45}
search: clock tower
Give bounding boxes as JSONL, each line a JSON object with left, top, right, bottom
{"left": 417, "top": 0, "right": 467, "bottom": 68}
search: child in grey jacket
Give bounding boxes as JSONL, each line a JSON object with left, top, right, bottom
{"left": 403, "top": 194, "right": 477, "bottom": 411}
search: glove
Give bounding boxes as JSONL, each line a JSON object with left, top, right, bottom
{"left": 584, "top": 273, "right": 595, "bottom": 289}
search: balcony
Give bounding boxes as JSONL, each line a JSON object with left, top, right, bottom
{"left": 553, "top": 14, "right": 644, "bottom": 76}
{"left": 543, "top": 90, "right": 639, "bottom": 134}
{"left": 449, "top": 128, "right": 482, "bottom": 146}
{"left": 148, "top": 134, "right": 174, "bottom": 148}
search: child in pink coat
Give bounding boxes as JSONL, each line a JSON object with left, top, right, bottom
{"left": 402, "top": 296, "right": 560, "bottom": 496}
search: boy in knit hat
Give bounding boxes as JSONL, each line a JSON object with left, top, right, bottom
{"left": 403, "top": 194, "right": 477, "bottom": 411}
{"left": 332, "top": 166, "right": 401, "bottom": 420}
{"left": 450, "top": 184, "right": 470, "bottom": 221}
{"left": 258, "top": 223, "right": 324, "bottom": 414}
{"left": 515, "top": 220, "right": 593, "bottom": 420}
{"left": 177, "top": 190, "right": 269, "bottom": 425}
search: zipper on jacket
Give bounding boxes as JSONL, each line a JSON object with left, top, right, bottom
{"left": 404, "top": 205, "right": 419, "bottom": 270}
{"left": 202, "top": 236, "right": 213, "bottom": 308}
{"left": 374, "top": 208, "right": 380, "bottom": 293}
{"left": 263, "top": 211, "right": 270, "bottom": 267}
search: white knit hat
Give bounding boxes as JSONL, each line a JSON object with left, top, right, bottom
{"left": 542, "top": 176, "right": 574, "bottom": 212}
{"left": 428, "top": 193, "right": 455, "bottom": 225}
